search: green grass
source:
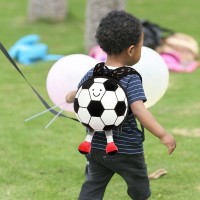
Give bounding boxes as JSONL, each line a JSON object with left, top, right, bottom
{"left": 0, "top": 0, "right": 200, "bottom": 199}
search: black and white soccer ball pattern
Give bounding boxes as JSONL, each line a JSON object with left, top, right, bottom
{"left": 74, "top": 77, "right": 128, "bottom": 131}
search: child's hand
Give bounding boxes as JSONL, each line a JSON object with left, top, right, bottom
{"left": 65, "top": 93, "right": 73, "bottom": 103}
{"left": 160, "top": 133, "right": 176, "bottom": 155}
{"left": 65, "top": 90, "right": 77, "bottom": 103}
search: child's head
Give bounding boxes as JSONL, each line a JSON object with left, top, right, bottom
{"left": 96, "top": 10, "right": 142, "bottom": 54}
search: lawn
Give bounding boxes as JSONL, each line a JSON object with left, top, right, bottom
{"left": 0, "top": 0, "right": 200, "bottom": 199}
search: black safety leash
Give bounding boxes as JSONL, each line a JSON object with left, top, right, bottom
{"left": 0, "top": 42, "right": 79, "bottom": 122}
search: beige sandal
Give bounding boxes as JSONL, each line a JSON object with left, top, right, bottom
{"left": 148, "top": 169, "right": 168, "bottom": 180}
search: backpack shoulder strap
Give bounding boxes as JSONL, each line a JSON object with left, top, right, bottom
{"left": 111, "top": 66, "right": 142, "bottom": 82}
{"left": 93, "top": 62, "right": 110, "bottom": 77}
{"left": 93, "top": 63, "right": 142, "bottom": 82}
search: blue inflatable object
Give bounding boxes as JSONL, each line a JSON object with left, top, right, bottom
{"left": 8, "top": 34, "right": 40, "bottom": 59}
{"left": 8, "top": 34, "right": 64, "bottom": 65}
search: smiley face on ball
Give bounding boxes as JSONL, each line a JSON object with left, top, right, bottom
{"left": 89, "top": 83, "right": 106, "bottom": 100}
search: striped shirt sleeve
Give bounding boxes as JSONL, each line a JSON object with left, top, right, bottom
{"left": 125, "top": 74, "right": 147, "bottom": 105}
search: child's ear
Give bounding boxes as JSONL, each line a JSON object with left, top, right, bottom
{"left": 127, "top": 45, "right": 135, "bottom": 57}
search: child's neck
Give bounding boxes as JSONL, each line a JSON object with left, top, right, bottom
{"left": 105, "top": 55, "right": 126, "bottom": 68}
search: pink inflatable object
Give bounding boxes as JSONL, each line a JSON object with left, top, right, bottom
{"left": 46, "top": 54, "right": 98, "bottom": 112}
{"left": 160, "top": 52, "right": 199, "bottom": 73}
{"left": 89, "top": 45, "right": 107, "bottom": 62}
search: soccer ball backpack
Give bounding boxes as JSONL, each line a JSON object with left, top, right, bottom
{"left": 74, "top": 62, "right": 142, "bottom": 155}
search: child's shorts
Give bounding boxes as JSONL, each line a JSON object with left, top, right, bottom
{"left": 78, "top": 149, "right": 151, "bottom": 200}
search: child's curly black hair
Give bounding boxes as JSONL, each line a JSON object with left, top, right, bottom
{"left": 95, "top": 10, "right": 142, "bottom": 55}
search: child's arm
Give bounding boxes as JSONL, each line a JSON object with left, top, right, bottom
{"left": 65, "top": 90, "right": 77, "bottom": 103}
{"left": 130, "top": 100, "right": 176, "bottom": 155}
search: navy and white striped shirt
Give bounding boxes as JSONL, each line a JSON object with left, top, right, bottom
{"left": 78, "top": 66, "right": 147, "bottom": 154}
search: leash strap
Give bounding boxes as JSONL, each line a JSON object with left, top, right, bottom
{"left": 0, "top": 42, "right": 79, "bottom": 122}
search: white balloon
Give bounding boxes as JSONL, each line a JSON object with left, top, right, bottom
{"left": 46, "top": 54, "right": 98, "bottom": 112}
{"left": 46, "top": 48, "right": 168, "bottom": 113}
{"left": 133, "top": 46, "right": 169, "bottom": 108}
